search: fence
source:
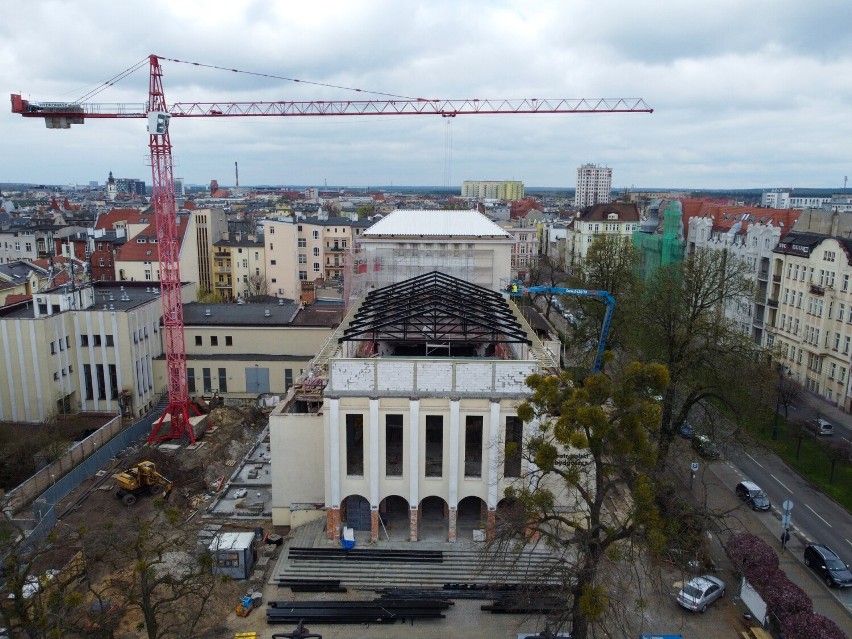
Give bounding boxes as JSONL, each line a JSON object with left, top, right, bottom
{"left": 10, "top": 395, "right": 167, "bottom": 547}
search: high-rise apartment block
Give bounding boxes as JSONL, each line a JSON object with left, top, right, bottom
{"left": 575, "top": 164, "right": 612, "bottom": 209}
{"left": 461, "top": 180, "right": 524, "bottom": 201}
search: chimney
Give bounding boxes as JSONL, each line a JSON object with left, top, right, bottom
{"left": 831, "top": 211, "right": 840, "bottom": 237}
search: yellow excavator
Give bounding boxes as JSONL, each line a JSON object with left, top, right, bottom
{"left": 113, "top": 461, "right": 173, "bottom": 506}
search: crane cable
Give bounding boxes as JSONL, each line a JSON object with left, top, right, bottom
{"left": 160, "top": 56, "right": 425, "bottom": 101}
{"left": 74, "top": 57, "right": 150, "bottom": 103}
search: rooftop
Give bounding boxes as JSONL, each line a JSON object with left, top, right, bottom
{"left": 363, "top": 209, "right": 510, "bottom": 238}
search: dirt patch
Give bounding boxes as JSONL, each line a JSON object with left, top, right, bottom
{"left": 0, "top": 413, "right": 115, "bottom": 490}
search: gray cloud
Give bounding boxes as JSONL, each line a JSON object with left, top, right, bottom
{"left": 2, "top": 0, "right": 850, "bottom": 189}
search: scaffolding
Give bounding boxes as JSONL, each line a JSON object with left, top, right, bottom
{"left": 344, "top": 243, "right": 496, "bottom": 305}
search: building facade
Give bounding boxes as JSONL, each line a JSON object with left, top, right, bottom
{"left": 766, "top": 210, "right": 852, "bottom": 409}
{"left": 269, "top": 272, "right": 555, "bottom": 543}
{"left": 567, "top": 202, "right": 639, "bottom": 267}
{"left": 575, "top": 164, "right": 612, "bottom": 209}
{"left": 0, "top": 281, "right": 196, "bottom": 422}
{"left": 461, "top": 180, "right": 525, "bottom": 201}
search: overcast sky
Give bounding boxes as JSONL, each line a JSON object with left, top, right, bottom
{"left": 3, "top": 0, "right": 852, "bottom": 190}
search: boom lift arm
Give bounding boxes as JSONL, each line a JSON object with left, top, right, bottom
{"left": 512, "top": 285, "right": 615, "bottom": 373}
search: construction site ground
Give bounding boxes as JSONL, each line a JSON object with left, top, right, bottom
{"left": 45, "top": 408, "right": 846, "bottom": 639}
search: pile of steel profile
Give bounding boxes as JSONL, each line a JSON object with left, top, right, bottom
{"left": 374, "top": 583, "right": 566, "bottom": 614}
{"left": 275, "top": 578, "right": 347, "bottom": 593}
{"left": 286, "top": 546, "right": 444, "bottom": 563}
{"left": 266, "top": 598, "right": 452, "bottom": 624}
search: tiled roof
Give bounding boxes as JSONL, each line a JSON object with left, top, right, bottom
{"left": 682, "top": 202, "right": 800, "bottom": 240}
{"left": 580, "top": 202, "right": 640, "bottom": 222}
{"left": 114, "top": 218, "right": 187, "bottom": 262}
{"left": 95, "top": 208, "right": 151, "bottom": 231}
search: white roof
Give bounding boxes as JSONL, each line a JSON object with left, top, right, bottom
{"left": 209, "top": 531, "right": 255, "bottom": 552}
{"left": 363, "top": 209, "right": 510, "bottom": 238}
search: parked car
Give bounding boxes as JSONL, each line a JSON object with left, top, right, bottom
{"left": 734, "top": 480, "right": 771, "bottom": 511}
{"left": 676, "top": 575, "right": 726, "bottom": 612}
{"left": 803, "top": 544, "right": 852, "bottom": 588}
{"left": 804, "top": 418, "right": 834, "bottom": 436}
{"left": 691, "top": 434, "right": 720, "bottom": 459}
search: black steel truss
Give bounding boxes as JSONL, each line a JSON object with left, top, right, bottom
{"left": 341, "top": 271, "right": 531, "bottom": 346}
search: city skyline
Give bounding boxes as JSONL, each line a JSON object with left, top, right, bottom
{"left": 3, "top": 1, "right": 852, "bottom": 190}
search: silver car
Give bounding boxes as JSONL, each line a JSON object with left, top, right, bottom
{"left": 676, "top": 575, "right": 725, "bottom": 612}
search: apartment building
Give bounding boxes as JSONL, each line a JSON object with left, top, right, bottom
{"left": 567, "top": 202, "right": 639, "bottom": 267}
{"left": 114, "top": 208, "right": 227, "bottom": 288}
{"left": 575, "top": 164, "right": 612, "bottom": 208}
{"left": 767, "top": 210, "right": 852, "bottom": 409}
{"left": 0, "top": 281, "right": 196, "bottom": 422}
{"left": 212, "top": 232, "right": 265, "bottom": 300}
{"left": 496, "top": 220, "right": 539, "bottom": 280}
{"left": 269, "top": 271, "right": 555, "bottom": 542}
{"left": 263, "top": 216, "right": 373, "bottom": 301}
{"left": 461, "top": 180, "right": 525, "bottom": 201}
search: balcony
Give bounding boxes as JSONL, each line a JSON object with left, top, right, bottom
{"left": 326, "top": 246, "right": 346, "bottom": 253}
{"left": 772, "top": 274, "right": 782, "bottom": 283}
{"left": 810, "top": 284, "right": 825, "bottom": 296}
{"left": 767, "top": 298, "right": 778, "bottom": 308}
{"left": 757, "top": 270, "right": 769, "bottom": 281}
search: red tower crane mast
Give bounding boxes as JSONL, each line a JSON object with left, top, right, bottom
{"left": 11, "top": 54, "right": 652, "bottom": 445}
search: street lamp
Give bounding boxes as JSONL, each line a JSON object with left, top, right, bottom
{"left": 771, "top": 363, "right": 789, "bottom": 441}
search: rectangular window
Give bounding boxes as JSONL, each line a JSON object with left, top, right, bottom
{"left": 96, "top": 364, "right": 106, "bottom": 400}
{"left": 225, "top": 336, "right": 233, "bottom": 346}
{"left": 298, "top": 238, "right": 306, "bottom": 248}
{"left": 106, "top": 334, "right": 114, "bottom": 347}
{"left": 202, "top": 367, "right": 212, "bottom": 393}
{"left": 211, "top": 336, "right": 218, "bottom": 346}
{"left": 109, "top": 364, "right": 118, "bottom": 399}
{"left": 385, "top": 414, "right": 404, "bottom": 477}
{"left": 81, "top": 335, "right": 89, "bottom": 346}
{"left": 284, "top": 368, "right": 293, "bottom": 390}
{"left": 187, "top": 368, "right": 196, "bottom": 394}
{"left": 218, "top": 367, "right": 228, "bottom": 393}
{"left": 425, "top": 415, "right": 444, "bottom": 477}
{"left": 346, "top": 414, "right": 364, "bottom": 476}
{"left": 93, "top": 335, "right": 102, "bottom": 347}
{"left": 464, "top": 416, "right": 483, "bottom": 478}
{"left": 504, "top": 416, "right": 523, "bottom": 478}
{"left": 83, "top": 364, "right": 93, "bottom": 400}
{"left": 195, "top": 335, "right": 202, "bottom": 346}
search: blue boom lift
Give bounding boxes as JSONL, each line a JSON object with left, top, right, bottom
{"left": 508, "top": 284, "right": 615, "bottom": 372}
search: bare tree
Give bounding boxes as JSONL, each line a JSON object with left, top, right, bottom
{"left": 82, "top": 503, "right": 236, "bottom": 639}
{"left": 525, "top": 254, "right": 570, "bottom": 318}
{"left": 247, "top": 272, "right": 269, "bottom": 301}
{"left": 496, "top": 361, "right": 671, "bottom": 639}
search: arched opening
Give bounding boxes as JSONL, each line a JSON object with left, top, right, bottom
{"left": 378, "top": 495, "right": 410, "bottom": 541}
{"left": 496, "top": 496, "right": 526, "bottom": 537}
{"left": 419, "top": 496, "right": 450, "bottom": 541}
{"left": 342, "top": 494, "right": 371, "bottom": 532}
{"left": 457, "top": 495, "right": 487, "bottom": 540}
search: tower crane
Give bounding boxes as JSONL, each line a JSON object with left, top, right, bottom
{"left": 11, "top": 54, "right": 652, "bottom": 445}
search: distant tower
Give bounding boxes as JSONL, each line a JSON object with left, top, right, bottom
{"left": 106, "top": 170, "right": 117, "bottom": 201}
{"left": 235, "top": 161, "right": 239, "bottom": 189}
{"left": 210, "top": 179, "right": 219, "bottom": 195}
{"left": 575, "top": 163, "right": 612, "bottom": 208}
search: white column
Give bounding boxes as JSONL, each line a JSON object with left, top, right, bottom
{"left": 329, "top": 398, "right": 341, "bottom": 508}
{"left": 487, "top": 400, "right": 501, "bottom": 510}
{"left": 369, "top": 398, "right": 379, "bottom": 508}
{"left": 527, "top": 416, "right": 540, "bottom": 473}
{"left": 408, "top": 399, "right": 420, "bottom": 509}
{"left": 448, "top": 399, "right": 460, "bottom": 508}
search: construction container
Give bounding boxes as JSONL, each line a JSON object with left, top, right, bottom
{"left": 209, "top": 531, "right": 256, "bottom": 580}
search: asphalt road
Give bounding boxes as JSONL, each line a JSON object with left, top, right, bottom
{"left": 719, "top": 444, "right": 852, "bottom": 620}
